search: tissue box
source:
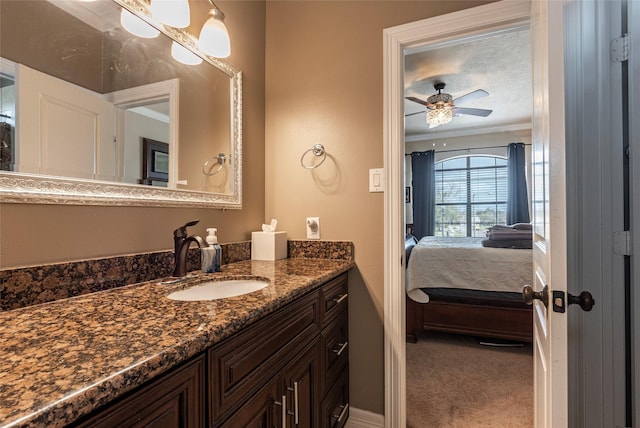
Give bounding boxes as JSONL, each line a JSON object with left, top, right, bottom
{"left": 251, "top": 231, "right": 288, "bottom": 261}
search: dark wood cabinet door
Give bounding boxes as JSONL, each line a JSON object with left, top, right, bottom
{"left": 74, "top": 355, "right": 205, "bottom": 428}
{"left": 219, "top": 374, "right": 283, "bottom": 428}
{"left": 282, "top": 339, "right": 321, "bottom": 428}
{"left": 209, "top": 291, "right": 320, "bottom": 423}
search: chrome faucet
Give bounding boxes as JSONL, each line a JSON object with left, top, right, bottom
{"left": 173, "top": 220, "right": 205, "bottom": 277}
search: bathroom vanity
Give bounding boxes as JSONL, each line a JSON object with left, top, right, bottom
{"left": 0, "top": 258, "right": 352, "bottom": 428}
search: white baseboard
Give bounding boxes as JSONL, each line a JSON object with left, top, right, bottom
{"left": 345, "top": 407, "right": 384, "bottom": 428}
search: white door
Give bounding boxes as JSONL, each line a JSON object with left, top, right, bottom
{"left": 16, "top": 64, "right": 116, "bottom": 181}
{"left": 529, "top": 0, "right": 568, "bottom": 426}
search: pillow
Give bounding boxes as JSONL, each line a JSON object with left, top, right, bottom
{"left": 405, "top": 234, "right": 418, "bottom": 264}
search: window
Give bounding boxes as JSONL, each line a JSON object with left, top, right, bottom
{"left": 435, "top": 155, "right": 507, "bottom": 237}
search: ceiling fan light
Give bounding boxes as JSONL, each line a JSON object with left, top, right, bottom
{"left": 197, "top": 7, "right": 231, "bottom": 58}
{"left": 426, "top": 107, "right": 453, "bottom": 128}
{"left": 150, "top": 0, "right": 190, "bottom": 28}
{"left": 120, "top": 9, "right": 160, "bottom": 38}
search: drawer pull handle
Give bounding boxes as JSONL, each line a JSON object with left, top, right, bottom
{"left": 332, "top": 341, "right": 348, "bottom": 356}
{"left": 332, "top": 294, "right": 348, "bottom": 304}
{"left": 294, "top": 381, "right": 299, "bottom": 424}
{"left": 274, "top": 395, "right": 287, "bottom": 428}
{"left": 332, "top": 403, "right": 349, "bottom": 423}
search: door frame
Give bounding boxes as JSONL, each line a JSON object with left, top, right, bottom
{"left": 382, "top": 1, "right": 531, "bottom": 426}
{"left": 106, "top": 79, "right": 179, "bottom": 187}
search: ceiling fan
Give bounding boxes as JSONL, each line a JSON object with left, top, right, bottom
{"left": 405, "top": 82, "right": 493, "bottom": 128}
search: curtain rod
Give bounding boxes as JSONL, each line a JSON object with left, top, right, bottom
{"left": 405, "top": 143, "right": 531, "bottom": 156}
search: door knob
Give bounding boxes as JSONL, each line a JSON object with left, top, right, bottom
{"left": 568, "top": 291, "right": 595, "bottom": 311}
{"left": 522, "top": 285, "right": 548, "bottom": 307}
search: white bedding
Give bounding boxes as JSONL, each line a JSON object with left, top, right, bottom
{"left": 406, "top": 236, "right": 532, "bottom": 303}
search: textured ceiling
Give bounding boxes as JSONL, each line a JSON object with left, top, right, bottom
{"left": 404, "top": 28, "right": 532, "bottom": 141}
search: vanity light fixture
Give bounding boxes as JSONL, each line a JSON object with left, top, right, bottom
{"left": 149, "top": 0, "right": 190, "bottom": 28}
{"left": 171, "top": 41, "right": 203, "bottom": 65}
{"left": 426, "top": 106, "right": 453, "bottom": 128}
{"left": 197, "top": 1, "right": 231, "bottom": 58}
{"left": 120, "top": 9, "right": 160, "bottom": 38}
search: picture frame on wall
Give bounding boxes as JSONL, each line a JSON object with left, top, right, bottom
{"left": 141, "top": 138, "right": 169, "bottom": 185}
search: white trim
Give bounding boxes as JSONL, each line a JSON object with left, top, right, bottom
{"left": 405, "top": 122, "right": 532, "bottom": 143}
{"left": 128, "top": 106, "right": 170, "bottom": 124}
{"left": 383, "top": 2, "right": 531, "bottom": 427}
{"left": 0, "top": 57, "right": 17, "bottom": 77}
{"left": 345, "top": 408, "right": 384, "bottom": 428}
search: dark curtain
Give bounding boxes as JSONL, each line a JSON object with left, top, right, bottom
{"left": 506, "top": 142, "right": 530, "bottom": 224}
{"left": 411, "top": 150, "right": 435, "bottom": 239}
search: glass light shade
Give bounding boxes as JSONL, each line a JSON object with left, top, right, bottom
{"left": 171, "top": 41, "right": 203, "bottom": 65}
{"left": 120, "top": 9, "right": 160, "bottom": 38}
{"left": 426, "top": 107, "right": 453, "bottom": 128}
{"left": 197, "top": 11, "right": 231, "bottom": 58}
{"left": 150, "top": 0, "right": 190, "bottom": 28}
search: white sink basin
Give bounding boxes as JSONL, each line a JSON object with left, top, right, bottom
{"left": 167, "top": 279, "right": 269, "bottom": 301}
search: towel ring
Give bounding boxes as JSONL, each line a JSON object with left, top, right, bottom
{"left": 202, "top": 153, "right": 226, "bottom": 176}
{"left": 300, "top": 144, "right": 327, "bottom": 169}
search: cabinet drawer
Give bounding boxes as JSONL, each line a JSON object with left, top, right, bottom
{"left": 320, "top": 311, "right": 348, "bottom": 394}
{"left": 76, "top": 355, "right": 205, "bottom": 428}
{"left": 321, "top": 371, "right": 349, "bottom": 428}
{"left": 209, "top": 290, "right": 320, "bottom": 423}
{"left": 319, "top": 273, "right": 348, "bottom": 328}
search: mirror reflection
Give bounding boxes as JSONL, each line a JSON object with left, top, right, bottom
{"left": 0, "top": 0, "right": 239, "bottom": 199}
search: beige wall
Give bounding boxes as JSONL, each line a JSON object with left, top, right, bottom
{"left": 265, "top": 0, "right": 494, "bottom": 414}
{"left": 0, "top": 0, "right": 266, "bottom": 268}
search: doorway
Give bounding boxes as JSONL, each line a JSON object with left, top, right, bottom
{"left": 382, "top": 3, "right": 531, "bottom": 426}
{"left": 403, "top": 25, "right": 534, "bottom": 426}
{"left": 384, "top": 1, "right": 633, "bottom": 426}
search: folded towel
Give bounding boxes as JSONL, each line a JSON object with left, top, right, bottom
{"left": 487, "top": 229, "right": 532, "bottom": 241}
{"left": 487, "top": 223, "right": 532, "bottom": 231}
{"left": 511, "top": 223, "right": 533, "bottom": 230}
{"left": 481, "top": 238, "right": 532, "bottom": 249}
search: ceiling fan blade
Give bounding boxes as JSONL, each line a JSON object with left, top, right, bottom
{"left": 454, "top": 107, "right": 493, "bottom": 117}
{"left": 405, "top": 96, "right": 430, "bottom": 107}
{"left": 405, "top": 111, "right": 425, "bottom": 117}
{"left": 453, "top": 89, "right": 489, "bottom": 105}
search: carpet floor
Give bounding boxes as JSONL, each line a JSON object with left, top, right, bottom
{"left": 406, "top": 331, "right": 533, "bottom": 428}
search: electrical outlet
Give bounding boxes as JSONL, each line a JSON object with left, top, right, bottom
{"left": 306, "top": 217, "right": 320, "bottom": 239}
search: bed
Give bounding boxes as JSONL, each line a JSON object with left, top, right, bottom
{"left": 406, "top": 236, "right": 533, "bottom": 343}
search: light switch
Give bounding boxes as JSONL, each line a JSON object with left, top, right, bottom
{"left": 369, "top": 168, "right": 384, "bottom": 192}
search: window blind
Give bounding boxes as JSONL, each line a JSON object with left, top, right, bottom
{"left": 435, "top": 156, "right": 507, "bottom": 237}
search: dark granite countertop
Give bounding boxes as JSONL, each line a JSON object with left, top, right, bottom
{"left": 0, "top": 258, "right": 354, "bottom": 428}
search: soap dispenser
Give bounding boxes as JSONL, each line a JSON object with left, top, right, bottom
{"left": 201, "top": 228, "right": 222, "bottom": 273}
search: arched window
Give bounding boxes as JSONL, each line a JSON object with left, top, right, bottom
{"left": 435, "top": 155, "right": 507, "bottom": 237}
